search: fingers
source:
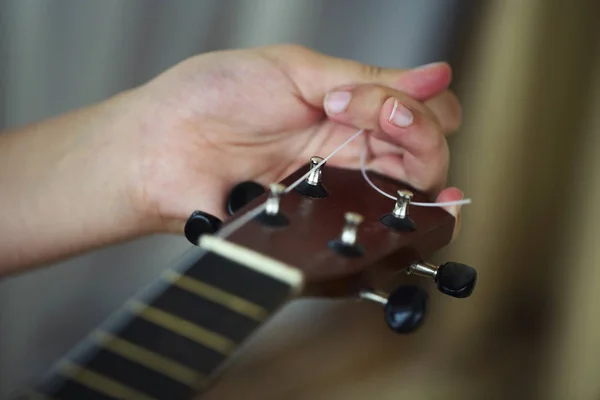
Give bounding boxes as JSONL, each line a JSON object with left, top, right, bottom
{"left": 324, "top": 83, "right": 446, "bottom": 153}
{"left": 262, "top": 44, "right": 452, "bottom": 105}
{"left": 323, "top": 84, "right": 449, "bottom": 192}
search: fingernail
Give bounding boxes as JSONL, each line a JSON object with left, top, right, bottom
{"left": 325, "top": 91, "right": 351, "bottom": 114}
{"left": 415, "top": 61, "right": 446, "bottom": 70}
{"left": 388, "top": 99, "right": 413, "bottom": 127}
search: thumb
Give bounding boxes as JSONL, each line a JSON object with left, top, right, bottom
{"left": 263, "top": 45, "right": 452, "bottom": 106}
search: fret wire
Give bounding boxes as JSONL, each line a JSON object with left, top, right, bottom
{"left": 163, "top": 270, "right": 268, "bottom": 321}
{"left": 58, "top": 360, "right": 158, "bottom": 400}
{"left": 93, "top": 331, "right": 207, "bottom": 390}
{"left": 129, "top": 301, "right": 237, "bottom": 355}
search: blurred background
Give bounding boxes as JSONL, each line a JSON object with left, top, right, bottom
{"left": 1, "top": 0, "right": 600, "bottom": 399}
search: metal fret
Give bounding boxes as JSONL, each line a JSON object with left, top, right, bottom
{"left": 163, "top": 270, "right": 268, "bottom": 321}
{"left": 129, "top": 301, "right": 237, "bottom": 355}
{"left": 93, "top": 332, "right": 206, "bottom": 390}
{"left": 58, "top": 360, "right": 157, "bottom": 400}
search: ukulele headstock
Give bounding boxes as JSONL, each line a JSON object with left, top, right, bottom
{"left": 186, "top": 157, "right": 477, "bottom": 334}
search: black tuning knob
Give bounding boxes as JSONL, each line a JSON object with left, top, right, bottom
{"left": 359, "top": 285, "right": 428, "bottom": 334}
{"left": 406, "top": 261, "right": 477, "bottom": 298}
{"left": 184, "top": 211, "right": 222, "bottom": 245}
{"left": 226, "top": 181, "right": 266, "bottom": 216}
{"left": 435, "top": 262, "right": 477, "bottom": 298}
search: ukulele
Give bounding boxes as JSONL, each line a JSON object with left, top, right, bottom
{"left": 12, "top": 156, "right": 477, "bottom": 400}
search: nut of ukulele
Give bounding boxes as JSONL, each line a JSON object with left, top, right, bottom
{"left": 359, "top": 285, "right": 428, "bottom": 334}
{"left": 406, "top": 261, "right": 477, "bottom": 298}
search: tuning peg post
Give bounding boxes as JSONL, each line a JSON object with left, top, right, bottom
{"left": 265, "top": 183, "right": 285, "bottom": 216}
{"left": 294, "top": 156, "right": 329, "bottom": 198}
{"left": 329, "top": 212, "right": 365, "bottom": 257}
{"left": 393, "top": 189, "right": 413, "bottom": 219}
{"left": 306, "top": 156, "right": 325, "bottom": 186}
{"left": 256, "top": 183, "right": 290, "bottom": 227}
{"left": 380, "top": 189, "right": 417, "bottom": 231}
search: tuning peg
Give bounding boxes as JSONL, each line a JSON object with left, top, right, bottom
{"left": 184, "top": 210, "right": 223, "bottom": 245}
{"left": 328, "top": 212, "right": 365, "bottom": 257}
{"left": 380, "top": 190, "right": 417, "bottom": 231}
{"left": 294, "top": 156, "right": 329, "bottom": 198}
{"left": 256, "top": 183, "right": 290, "bottom": 227}
{"left": 406, "top": 261, "right": 477, "bottom": 298}
{"left": 358, "top": 285, "right": 428, "bottom": 334}
{"left": 226, "top": 181, "right": 266, "bottom": 215}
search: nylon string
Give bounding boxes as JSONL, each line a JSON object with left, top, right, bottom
{"left": 359, "top": 134, "right": 472, "bottom": 207}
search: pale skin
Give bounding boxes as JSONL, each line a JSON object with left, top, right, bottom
{"left": 0, "top": 44, "right": 463, "bottom": 277}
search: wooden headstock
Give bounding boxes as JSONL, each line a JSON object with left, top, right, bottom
{"left": 188, "top": 157, "right": 477, "bottom": 333}
{"left": 18, "top": 158, "right": 476, "bottom": 400}
{"left": 224, "top": 165, "right": 454, "bottom": 288}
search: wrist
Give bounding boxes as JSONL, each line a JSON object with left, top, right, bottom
{"left": 98, "top": 89, "right": 168, "bottom": 236}
{"left": 122, "top": 85, "right": 232, "bottom": 235}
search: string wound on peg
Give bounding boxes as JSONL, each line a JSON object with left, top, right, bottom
{"left": 294, "top": 156, "right": 329, "bottom": 198}
{"left": 380, "top": 189, "right": 417, "bottom": 231}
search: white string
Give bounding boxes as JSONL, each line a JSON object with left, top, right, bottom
{"left": 284, "top": 129, "right": 365, "bottom": 193}
{"left": 359, "top": 134, "right": 472, "bottom": 207}
{"left": 218, "top": 129, "right": 366, "bottom": 238}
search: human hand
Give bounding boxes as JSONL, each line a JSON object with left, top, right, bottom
{"left": 120, "top": 45, "right": 464, "bottom": 235}
{"left": 0, "top": 44, "right": 466, "bottom": 276}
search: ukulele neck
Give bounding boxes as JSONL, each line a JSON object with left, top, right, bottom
{"left": 20, "top": 236, "right": 303, "bottom": 400}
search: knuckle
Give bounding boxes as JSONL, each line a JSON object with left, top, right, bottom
{"left": 362, "top": 64, "right": 384, "bottom": 79}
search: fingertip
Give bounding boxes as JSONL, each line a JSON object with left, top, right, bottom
{"left": 437, "top": 186, "right": 463, "bottom": 218}
{"left": 437, "top": 186, "right": 463, "bottom": 203}
{"left": 436, "top": 186, "right": 464, "bottom": 242}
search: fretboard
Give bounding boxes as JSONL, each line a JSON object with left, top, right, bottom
{"left": 14, "top": 236, "right": 303, "bottom": 400}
